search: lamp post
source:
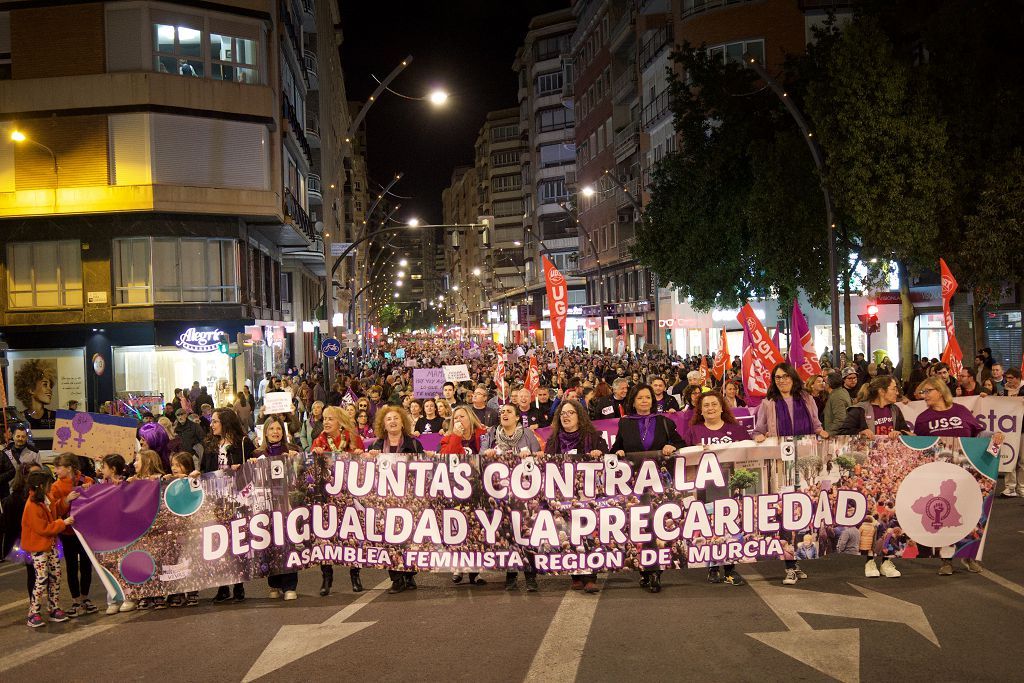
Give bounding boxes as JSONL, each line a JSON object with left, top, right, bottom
{"left": 10, "top": 130, "right": 58, "bottom": 212}
{"left": 742, "top": 52, "right": 842, "bottom": 366}
{"left": 559, "top": 198, "right": 607, "bottom": 351}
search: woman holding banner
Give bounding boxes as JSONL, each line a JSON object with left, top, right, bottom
{"left": 911, "top": 376, "right": 1003, "bottom": 575}
{"left": 753, "top": 363, "right": 829, "bottom": 586}
{"left": 611, "top": 384, "right": 686, "bottom": 593}
{"left": 544, "top": 399, "right": 608, "bottom": 593}
{"left": 480, "top": 403, "right": 541, "bottom": 592}
{"left": 440, "top": 407, "right": 487, "bottom": 587}
{"left": 254, "top": 415, "right": 302, "bottom": 600}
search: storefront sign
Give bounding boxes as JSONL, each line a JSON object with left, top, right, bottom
{"left": 582, "top": 300, "right": 652, "bottom": 317}
{"left": 174, "top": 327, "right": 225, "bottom": 353}
{"left": 874, "top": 288, "right": 941, "bottom": 306}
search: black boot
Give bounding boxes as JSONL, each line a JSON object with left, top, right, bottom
{"left": 405, "top": 572, "right": 417, "bottom": 590}
{"left": 213, "top": 587, "right": 231, "bottom": 604}
{"left": 648, "top": 571, "right": 662, "bottom": 594}
{"left": 387, "top": 574, "right": 406, "bottom": 594}
{"left": 525, "top": 574, "right": 538, "bottom": 593}
{"left": 504, "top": 572, "right": 518, "bottom": 591}
{"left": 350, "top": 568, "right": 363, "bottom": 593}
{"left": 639, "top": 571, "right": 651, "bottom": 588}
{"left": 320, "top": 566, "right": 333, "bottom": 597}
{"left": 232, "top": 584, "right": 245, "bottom": 602}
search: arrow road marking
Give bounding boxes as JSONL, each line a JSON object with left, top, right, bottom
{"left": 524, "top": 580, "right": 602, "bottom": 682}
{"left": 242, "top": 579, "right": 389, "bottom": 683}
{"left": 743, "top": 569, "right": 938, "bottom": 683}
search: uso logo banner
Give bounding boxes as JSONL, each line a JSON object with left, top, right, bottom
{"left": 900, "top": 396, "right": 1023, "bottom": 473}
{"left": 70, "top": 436, "right": 998, "bottom": 600}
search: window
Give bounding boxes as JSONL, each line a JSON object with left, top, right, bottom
{"left": 492, "top": 174, "right": 521, "bottom": 192}
{"left": 537, "top": 107, "right": 574, "bottom": 133}
{"left": 114, "top": 237, "right": 238, "bottom": 305}
{"left": 493, "top": 199, "right": 524, "bottom": 217}
{"left": 539, "top": 143, "right": 575, "bottom": 167}
{"left": 154, "top": 23, "right": 204, "bottom": 77}
{"left": 535, "top": 34, "right": 566, "bottom": 62}
{"left": 491, "top": 151, "right": 519, "bottom": 168}
{"left": 536, "top": 71, "right": 563, "bottom": 96}
{"left": 491, "top": 124, "right": 518, "bottom": 143}
{"left": 7, "top": 241, "right": 82, "bottom": 309}
{"left": 538, "top": 178, "right": 567, "bottom": 204}
{"left": 708, "top": 39, "right": 764, "bottom": 66}
{"left": 210, "top": 33, "right": 257, "bottom": 84}
{"left": 0, "top": 12, "right": 10, "bottom": 80}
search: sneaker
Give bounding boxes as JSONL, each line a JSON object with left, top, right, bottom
{"left": 525, "top": 576, "right": 538, "bottom": 592}
{"left": 268, "top": 589, "right": 281, "bottom": 599}
{"left": 105, "top": 603, "right": 120, "bottom": 615}
{"left": 865, "top": 561, "right": 881, "bottom": 578}
{"left": 186, "top": 593, "right": 199, "bottom": 607}
{"left": 153, "top": 597, "right": 168, "bottom": 610}
{"left": 999, "top": 490, "right": 1018, "bottom": 498}
{"left": 27, "top": 613, "right": 45, "bottom": 628}
{"left": 938, "top": 560, "right": 954, "bottom": 576}
{"left": 233, "top": 589, "right": 245, "bottom": 603}
{"left": 707, "top": 568, "right": 722, "bottom": 584}
{"left": 879, "top": 560, "right": 901, "bottom": 578}
{"left": 406, "top": 575, "right": 417, "bottom": 590}
{"left": 723, "top": 573, "right": 746, "bottom": 586}
{"left": 570, "top": 578, "right": 583, "bottom": 591}
{"left": 82, "top": 599, "right": 98, "bottom": 614}
{"left": 137, "top": 599, "right": 152, "bottom": 611}
{"left": 213, "top": 589, "right": 231, "bottom": 604}
{"left": 168, "top": 595, "right": 185, "bottom": 608}
{"left": 283, "top": 591, "right": 298, "bottom": 601}
{"left": 451, "top": 573, "right": 463, "bottom": 584}
{"left": 794, "top": 565, "right": 808, "bottom": 580}
{"left": 783, "top": 569, "right": 798, "bottom": 585}
{"left": 961, "top": 558, "right": 983, "bottom": 573}
{"left": 119, "top": 601, "right": 137, "bottom": 613}
{"left": 66, "top": 602, "right": 81, "bottom": 619}
{"left": 504, "top": 575, "right": 518, "bottom": 591}
{"left": 583, "top": 581, "right": 600, "bottom": 594}
{"left": 48, "top": 608, "right": 69, "bottom": 623}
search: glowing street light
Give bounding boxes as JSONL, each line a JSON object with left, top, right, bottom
{"left": 393, "top": 292, "right": 400, "bottom": 299}
{"left": 581, "top": 185, "right": 595, "bottom": 198}
{"left": 395, "top": 280, "right": 403, "bottom": 287}
{"left": 429, "top": 89, "right": 449, "bottom": 106}
{"left": 10, "top": 130, "right": 26, "bottom": 142}
{"left": 407, "top": 217, "right": 420, "bottom": 227}
{"left": 399, "top": 259, "right": 408, "bottom": 267}
{"left": 472, "top": 267, "right": 481, "bottom": 277}
{"left": 396, "top": 270, "right": 405, "bottom": 278}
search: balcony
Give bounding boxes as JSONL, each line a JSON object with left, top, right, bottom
{"left": 639, "top": 24, "right": 673, "bottom": 70}
{"left": 306, "top": 112, "right": 320, "bottom": 148}
{"left": 307, "top": 173, "right": 322, "bottom": 204}
{"left": 640, "top": 90, "right": 671, "bottom": 129}
{"left": 284, "top": 187, "right": 315, "bottom": 243}
{"left": 304, "top": 50, "right": 318, "bottom": 90}
{"left": 609, "top": 6, "right": 636, "bottom": 51}
{"left": 617, "top": 179, "right": 640, "bottom": 209}
{"left": 301, "top": 0, "right": 315, "bottom": 31}
{"left": 282, "top": 94, "right": 312, "bottom": 162}
{"left": 614, "top": 120, "right": 640, "bottom": 161}
{"left": 612, "top": 66, "right": 638, "bottom": 103}
{"left": 681, "top": 0, "right": 756, "bottom": 20}
{"left": 278, "top": 1, "right": 303, "bottom": 62}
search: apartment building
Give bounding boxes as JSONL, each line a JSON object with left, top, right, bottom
{"left": 0, "top": 0, "right": 351, "bottom": 420}
{"left": 441, "top": 165, "right": 484, "bottom": 332}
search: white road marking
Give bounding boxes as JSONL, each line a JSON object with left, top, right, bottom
{"left": 0, "top": 611, "right": 143, "bottom": 673}
{"left": 977, "top": 567, "right": 1024, "bottom": 599}
{"left": 524, "top": 582, "right": 602, "bottom": 682}
{"left": 0, "top": 598, "right": 26, "bottom": 615}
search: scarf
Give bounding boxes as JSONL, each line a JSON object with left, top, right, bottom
{"left": 264, "top": 441, "right": 288, "bottom": 456}
{"left": 495, "top": 425, "right": 526, "bottom": 452}
{"left": 557, "top": 430, "right": 583, "bottom": 454}
{"left": 775, "top": 395, "right": 813, "bottom": 437}
{"left": 629, "top": 414, "right": 657, "bottom": 450}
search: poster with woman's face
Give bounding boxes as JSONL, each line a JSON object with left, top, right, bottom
{"left": 4, "top": 349, "right": 87, "bottom": 439}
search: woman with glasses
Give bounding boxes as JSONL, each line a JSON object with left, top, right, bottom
{"left": 753, "top": 362, "right": 829, "bottom": 586}
{"left": 911, "top": 375, "right": 1004, "bottom": 576}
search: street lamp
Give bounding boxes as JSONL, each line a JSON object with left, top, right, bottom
{"left": 407, "top": 217, "right": 420, "bottom": 227}
{"left": 397, "top": 270, "right": 405, "bottom": 278}
{"left": 429, "top": 89, "right": 449, "bottom": 106}
{"left": 400, "top": 259, "right": 408, "bottom": 267}
{"left": 472, "top": 267, "right": 482, "bottom": 277}
{"left": 580, "top": 185, "right": 595, "bottom": 198}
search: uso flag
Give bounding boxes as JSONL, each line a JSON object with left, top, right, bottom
{"left": 542, "top": 255, "right": 568, "bottom": 351}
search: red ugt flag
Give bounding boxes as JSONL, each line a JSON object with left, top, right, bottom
{"left": 939, "top": 258, "right": 964, "bottom": 377}
{"left": 524, "top": 355, "right": 540, "bottom": 399}
{"left": 738, "top": 303, "right": 785, "bottom": 398}
{"left": 494, "top": 343, "right": 507, "bottom": 402}
{"left": 542, "top": 255, "right": 568, "bottom": 352}
{"left": 712, "top": 328, "right": 730, "bottom": 382}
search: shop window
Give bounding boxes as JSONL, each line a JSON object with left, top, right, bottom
{"left": 6, "top": 240, "right": 82, "bottom": 309}
{"left": 114, "top": 237, "right": 238, "bottom": 305}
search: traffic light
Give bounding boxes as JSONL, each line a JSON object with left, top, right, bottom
{"left": 858, "top": 305, "right": 880, "bottom": 335}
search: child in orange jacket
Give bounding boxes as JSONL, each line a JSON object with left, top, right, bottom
{"left": 21, "top": 470, "right": 75, "bottom": 628}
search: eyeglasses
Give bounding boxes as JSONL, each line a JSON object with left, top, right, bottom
{"left": 774, "top": 375, "right": 792, "bottom": 381}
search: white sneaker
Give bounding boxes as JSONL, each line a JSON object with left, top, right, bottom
{"left": 283, "top": 591, "right": 298, "bottom": 601}
{"left": 105, "top": 603, "right": 120, "bottom": 615}
{"left": 119, "top": 601, "right": 137, "bottom": 612}
{"left": 865, "top": 561, "right": 881, "bottom": 578}
{"left": 783, "top": 569, "right": 798, "bottom": 585}
{"left": 1000, "top": 490, "right": 1018, "bottom": 498}
{"left": 268, "top": 590, "right": 281, "bottom": 599}
{"left": 879, "top": 560, "right": 901, "bottom": 578}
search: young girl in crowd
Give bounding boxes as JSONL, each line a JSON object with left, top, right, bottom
{"left": 97, "top": 454, "right": 136, "bottom": 614}
{"left": 21, "top": 470, "right": 75, "bottom": 628}
{"left": 50, "top": 453, "right": 97, "bottom": 618}
{"left": 163, "top": 452, "right": 201, "bottom": 607}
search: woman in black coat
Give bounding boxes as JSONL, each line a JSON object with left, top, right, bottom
{"left": 611, "top": 384, "right": 686, "bottom": 594}
{"left": 834, "top": 376, "right": 912, "bottom": 437}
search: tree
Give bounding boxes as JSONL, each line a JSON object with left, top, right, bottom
{"left": 635, "top": 45, "right": 831, "bottom": 312}
{"left": 377, "top": 303, "right": 402, "bottom": 329}
{"left": 803, "top": 15, "right": 953, "bottom": 379}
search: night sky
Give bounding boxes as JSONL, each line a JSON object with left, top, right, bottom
{"left": 338, "top": 0, "right": 567, "bottom": 225}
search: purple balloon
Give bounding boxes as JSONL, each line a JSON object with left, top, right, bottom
{"left": 120, "top": 550, "right": 155, "bottom": 584}
{"left": 73, "top": 481, "right": 160, "bottom": 551}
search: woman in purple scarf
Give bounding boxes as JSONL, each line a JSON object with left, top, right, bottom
{"left": 253, "top": 415, "right": 301, "bottom": 599}
{"left": 544, "top": 399, "right": 608, "bottom": 594}
{"left": 610, "top": 384, "right": 686, "bottom": 594}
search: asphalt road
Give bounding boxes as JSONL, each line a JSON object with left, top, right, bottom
{"left": 1, "top": 494, "right": 1022, "bottom": 683}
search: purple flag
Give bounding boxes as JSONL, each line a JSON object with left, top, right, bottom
{"left": 772, "top": 325, "right": 780, "bottom": 354}
{"left": 789, "top": 299, "right": 808, "bottom": 369}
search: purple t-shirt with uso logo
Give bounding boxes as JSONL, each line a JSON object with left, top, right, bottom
{"left": 912, "top": 403, "right": 984, "bottom": 437}
{"left": 687, "top": 422, "right": 752, "bottom": 447}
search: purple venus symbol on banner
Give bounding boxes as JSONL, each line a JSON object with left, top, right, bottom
{"left": 924, "top": 497, "right": 950, "bottom": 530}
{"left": 71, "top": 413, "right": 94, "bottom": 447}
{"left": 912, "top": 479, "right": 963, "bottom": 532}
{"left": 55, "top": 426, "right": 72, "bottom": 448}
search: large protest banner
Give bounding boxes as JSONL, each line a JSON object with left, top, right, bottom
{"left": 900, "top": 396, "right": 1023, "bottom": 472}
{"left": 71, "top": 436, "right": 999, "bottom": 600}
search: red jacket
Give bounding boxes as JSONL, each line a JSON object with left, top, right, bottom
{"left": 21, "top": 498, "right": 67, "bottom": 553}
{"left": 440, "top": 427, "right": 486, "bottom": 454}
{"left": 50, "top": 474, "right": 93, "bottom": 534}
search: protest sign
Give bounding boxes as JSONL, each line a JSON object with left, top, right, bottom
{"left": 899, "top": 396, "right": 1023, "bottom": 472}
{"left": 53, "top": 410, "right": 138, "bottom": 460}
{"left": 443, "top": 364, "right": 471, "bottom": 383}
{"left": 262, "top": 391, "right": 294, "bottom": 415}
{"left": 71, "top": 436, "right": 998, "bottom": 599}
{"left": 412, "top": 368, "right": 446, "bottom": 398}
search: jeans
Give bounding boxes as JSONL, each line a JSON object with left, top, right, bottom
{"left": 62, "top": 533, "right": 92, "bottom": 599}
{"left": 268, "top": 572, "right": 298, "bottom": 592}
